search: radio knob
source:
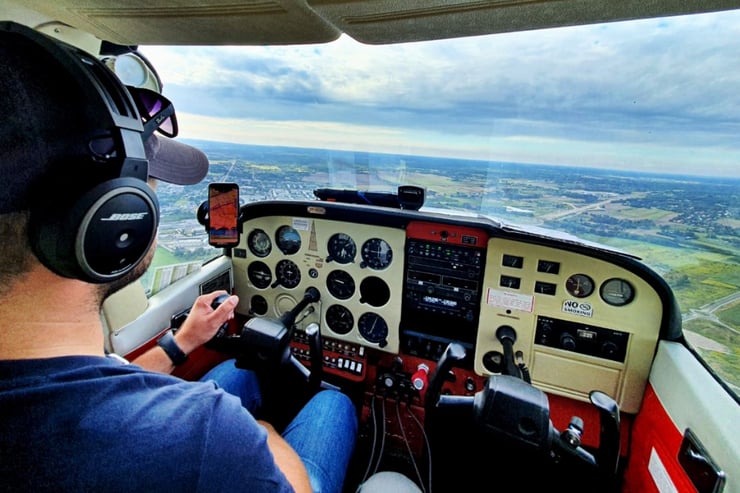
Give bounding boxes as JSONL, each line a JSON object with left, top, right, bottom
{"left": 560, "top": 333, "right": 577, "bottom": 351}
{"left": 601, "top": 340, "right": 619, "bottom": 358}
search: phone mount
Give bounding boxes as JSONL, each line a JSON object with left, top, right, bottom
{"left": 197, "top": 198, "right": 245, "bottom": 245}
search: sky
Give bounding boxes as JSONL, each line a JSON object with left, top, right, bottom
{"left": 136, "top": 10, "right": 740, "bottom": 178}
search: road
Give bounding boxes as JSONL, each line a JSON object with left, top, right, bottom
{"left": 539, "top": 192, "right": 643, "bottom": 221}
{"left": 682, "top": 291, "right": 740, "bottom": 336}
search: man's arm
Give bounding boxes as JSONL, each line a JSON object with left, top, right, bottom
{"left": 259, "top": 420, "right": 312, "bottom": 493}
{"left": 131, "top": 291, "right": 239, "bottom": 373}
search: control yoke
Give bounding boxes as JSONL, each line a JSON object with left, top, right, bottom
{"left": 429, "top": 342, "right": 621, "bottom": 482}
{"left": 206, "top": 287, "right": 325, "bottom": 388}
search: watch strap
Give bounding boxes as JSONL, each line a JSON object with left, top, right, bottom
{"left": 157, "top": 329, "right": 188, "bottom": 366}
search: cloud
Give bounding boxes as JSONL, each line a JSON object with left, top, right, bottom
{"left": 138, "top": 9, "right": 740, "bottom": 176}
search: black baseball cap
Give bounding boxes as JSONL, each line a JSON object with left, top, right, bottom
{"left": 0, "top": 21, "right": 208, "bottom": 215}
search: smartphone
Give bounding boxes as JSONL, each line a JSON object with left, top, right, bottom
{"left": 208, "top": 182, "right": 240, "bottom": 247}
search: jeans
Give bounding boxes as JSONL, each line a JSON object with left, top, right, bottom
{"left": 201, "top": 359, "right": 357, "bottom": 493}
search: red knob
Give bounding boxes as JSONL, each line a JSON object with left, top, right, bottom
{"left": 412, "top": 363, "right": 429, "bottom": 390}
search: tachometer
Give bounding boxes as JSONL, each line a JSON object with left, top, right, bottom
{"left": 361, "top": 238, "right": 393, "bottom": 270}
{"left": 358, "top": 312, "right": 389, "bottom": 345}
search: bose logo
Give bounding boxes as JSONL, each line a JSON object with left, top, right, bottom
{"left": 101, "top": 213, "right": 149, "bottom": 221}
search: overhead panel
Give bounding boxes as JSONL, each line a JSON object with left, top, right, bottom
{"left": 308, "top": 0, "right": 740, "bottom": 44}
{"left": 8, "top": 0, "right": 740, "bottom": 46}
{"left": 15, "top": 0, "right": 340, "bottom": 45}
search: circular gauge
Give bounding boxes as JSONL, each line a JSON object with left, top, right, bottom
{"left": 327, "top": 233, "right": 356, "bottom": 264}
{"left": 276, "top": 225, "right": 301, "bottom": 255}
{"left": 361, "top": 238, "right": 393, "bottom": 270}
{"left": 326, "top": 304, "right": 354, "bottom": 335}
{"left": 359, "top": 276, "right": 390, "bottom": 307}
{"left": 247, "top": 261, "right": 272, "bottom": 289}
{"left": 327, "top": 270, "right": 355, "bottom": 300}
{"left": 250, "top": 295, "right": 268, "bottom": 315}
{"left": 565, "top": 273, "right": 595, "bottom": 298}
{"left": 358, "top": 312, "right": 389, "bottom": 345}
{"left": 247, "top": 229, "right": 272, "bottom": 257}
{"left": 275, "top": 259, "right": 301, "bottom": 288}
{"left": 600, "top": 278, "right": 635, "bottom": 306}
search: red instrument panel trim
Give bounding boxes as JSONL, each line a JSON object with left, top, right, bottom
{"left": 406, "top": 220, "right": 489, "bottom": 246}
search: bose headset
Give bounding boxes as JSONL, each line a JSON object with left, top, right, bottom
{"left": 1, "top": 21, "right": 159, "bottom": 283}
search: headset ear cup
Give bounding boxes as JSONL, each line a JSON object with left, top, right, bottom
{"left": 30, "top": 177, "right": 159, "bottom": 283}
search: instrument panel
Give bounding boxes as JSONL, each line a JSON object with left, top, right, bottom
{"left": 230, "top": 201, "right": 668, "bottom": 413}
{"left": 233, "top": 215, "right": 407, "bottom": 354}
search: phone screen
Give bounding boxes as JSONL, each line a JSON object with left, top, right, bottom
{"left": 208, "top": 182, "right": 240, "bottom": 247}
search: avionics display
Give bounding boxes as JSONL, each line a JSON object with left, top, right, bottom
{"left": 400, "top": 224, "right": 487, "bottom": 363}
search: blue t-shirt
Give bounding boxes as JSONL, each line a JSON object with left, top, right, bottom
{"left": 0, "top": 355, "right": 294, "bottom": 492}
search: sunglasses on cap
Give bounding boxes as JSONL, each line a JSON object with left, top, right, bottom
{"left": 127, "top": 85, "right": 178, "bottom": 139}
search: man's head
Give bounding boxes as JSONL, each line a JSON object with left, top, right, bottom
{"left": 0, "top": 21, "right": 208, "bottom": 295}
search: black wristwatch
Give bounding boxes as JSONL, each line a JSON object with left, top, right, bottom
{"left": 157, "top": 330, "right": 188, "bottom": 366}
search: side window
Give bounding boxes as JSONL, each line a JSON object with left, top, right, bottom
{"left": 141, "top": 180, "right": 218, "bottom": 296}
{"left": 678, "top": 284, "right": 740, "bottom": 397}
{"left": 102, "top": 52, "right": 219, "bottom": 296}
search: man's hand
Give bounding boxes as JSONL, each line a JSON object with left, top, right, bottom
{"left": 130, "top": 290, "right": 239, "bottom": 373}
{"left": 174, "top": 291, "right": 239, "bottom": 354}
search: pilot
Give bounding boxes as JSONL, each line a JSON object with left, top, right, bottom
{"left": 0, "top": 21, "right": 356, "bottom": 493}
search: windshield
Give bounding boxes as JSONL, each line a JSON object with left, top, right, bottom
{"left": 138, "top": 10, "right": 739, "bottom": 395}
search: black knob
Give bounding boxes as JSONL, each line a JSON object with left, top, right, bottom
{"left": 560, "top": 333, "right": 576, "bottom": 351}
{"left": 601, "top": 340, "right": 618, "bottom": 358}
